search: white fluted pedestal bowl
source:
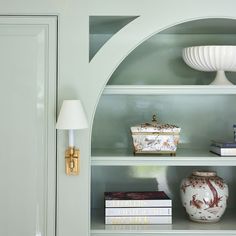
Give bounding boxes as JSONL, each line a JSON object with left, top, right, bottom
{"left": 182, "top": 46, "right": 236, "bottom": 85}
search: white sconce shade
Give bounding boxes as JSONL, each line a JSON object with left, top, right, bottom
{"left": 56, "top": 100, "right": 88, "bottom": 130}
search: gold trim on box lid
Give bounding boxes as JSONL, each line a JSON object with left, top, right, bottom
{"left": 132, "top": 132, "right": 180, "bottom": 135}
{"left": 131, "top": 114, "right": 180, "bottom": 134}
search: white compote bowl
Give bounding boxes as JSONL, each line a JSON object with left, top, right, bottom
{"left": 182, "top": 45, "right": 236, "bottom": 85}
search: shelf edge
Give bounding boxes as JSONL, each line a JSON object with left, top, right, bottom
{"left": 103, "top": 85, "right": 236, "bottom": 95}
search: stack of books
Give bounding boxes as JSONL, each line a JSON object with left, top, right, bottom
{"left": 104, "top": 191, "right": 172, "bottom": 225}
{"left": 210, "top": 140, "right": 236, "bottom": 156}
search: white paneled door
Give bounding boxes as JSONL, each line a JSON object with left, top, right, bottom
{"left": 0, "top": 16, "right": 57, "bottom": 236}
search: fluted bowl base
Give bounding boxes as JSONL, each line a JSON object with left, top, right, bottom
{"left": 211, "top": 70, "right": 233, "bottom": 85}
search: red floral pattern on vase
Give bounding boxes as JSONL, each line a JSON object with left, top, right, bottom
{"left": 180, "top": 171, "right": 228, "bottom": 223}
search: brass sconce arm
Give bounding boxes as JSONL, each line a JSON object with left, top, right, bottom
{"left": 65, "top": 147, "right": 80, "bottom": 175}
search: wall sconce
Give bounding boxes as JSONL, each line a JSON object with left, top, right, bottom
{"left": 56, "top": 100, "right": 88, "bottom": 175}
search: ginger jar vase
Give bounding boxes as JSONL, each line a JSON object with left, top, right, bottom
{"left": 180, "top": 171, "right": 228, "bottom": 223}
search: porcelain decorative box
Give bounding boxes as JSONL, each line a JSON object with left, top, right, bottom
{"left": 130, "top": 115, "right": 181, "bottom": 155}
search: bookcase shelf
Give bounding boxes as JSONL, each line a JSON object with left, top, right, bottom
{"left": 104, "top": 85, "right": 236, "bottom": 95}
{"left": 90, "top": 17, "right": 236, "bottom": 236}
{"left": 91, "top": 148, "right": 236, "bottom": 166}
{"left": 91, "top": 209, "right": 236, "bottom": 235}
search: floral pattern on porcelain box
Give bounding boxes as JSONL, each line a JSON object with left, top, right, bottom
{"left": 131, "top": 134, "right": 180, "bottom": 153}
{"left": 180, "top": 171, "right": 229, "bottom": 223}
{"left": 131, "top": 117, "right": 181, "bottom": 154}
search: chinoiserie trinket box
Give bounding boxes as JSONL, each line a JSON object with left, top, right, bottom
{"left": 130, "top": 115, "right": 181, "bottom": 155}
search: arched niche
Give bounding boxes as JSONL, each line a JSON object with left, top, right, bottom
{"left": 108, "top": 18, "right": 236, "bottom": 85}
{"left": 91, "top": 17, "right": 236, "bottom": 155}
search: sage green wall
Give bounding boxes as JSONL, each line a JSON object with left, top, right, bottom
{"left": 92, "top": 94, "right": 236, "bottom": 152}
{"left": 3, "top": 1, "right": 236, "bottom": 236}
{"left": 90, "top": 33, "right": 236, "bottom": 85}
{"left": 91, "top": 166, "right": 236, "bottom": 210}
{"left": 91, "top": 18, "right": 236, "bottom": 154}
{"left": 108, "top": 34, "right": 236, "bottom": 85}
{"left": 0, "top": 2, "right": 91, "bottom": 236}
{"left": 0, "top": 16, "right": 57, "bottom": 236}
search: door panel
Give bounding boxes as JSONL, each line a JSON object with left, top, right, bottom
{"left": 0, "top": 16, "right": 57, "bottom": 236}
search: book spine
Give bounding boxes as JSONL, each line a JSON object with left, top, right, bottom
{"left": 105, "top": 216, "right": 172, "bottom": 225}
{"left": 221, "top": 148, "right": 236, "bottom": 155}
{"left": 212, "top": 143, "right": 236, "bottom": 148}
{"left": 105, "top": 199, "right": 172, "bottom": 208}
{"left": 210, "top": 145, "right": 236, "bottom": 156}
{"left": 105, "top": 207, "right": 172, "bottom": 216}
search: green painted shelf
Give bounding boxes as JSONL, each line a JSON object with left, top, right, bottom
{"left": 91, "top": 18, "right": 236, "bottom": 236}
{"left": 103, "top": 85, "right": 236, "bottom": 95}
{"left": 91, "top": 209, "right": 236, "bottom": 235}
{"left": 91, "top": 148, "right": 236, "bottom": 166}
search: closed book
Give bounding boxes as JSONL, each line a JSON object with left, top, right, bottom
{"left": 105, "top": 207, "right": 172, "bottom": 216}
{"left": 210, "top": 145, "right": 236, "bottom": 156}
{"left": 105, "top": 191, "right": 171, "bottom": 208}
{"left": 105, "top": 216, "right": 172, "bottom": 225}
{"left": 211, "top": 140, "right": 236, "bottom": 148}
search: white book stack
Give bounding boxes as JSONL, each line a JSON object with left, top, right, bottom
{"left": 210, "top": 140, "right": 236, "bottom": 156}
{"left": 104, "top": 191, "right": 172, "bottom": 225}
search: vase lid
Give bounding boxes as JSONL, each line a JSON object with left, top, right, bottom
{"left": 192, "top": 171, "right": 216, "bottom": 177}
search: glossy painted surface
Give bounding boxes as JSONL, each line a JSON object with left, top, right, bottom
{"left": 103, "top": 85, "right": 236, "bottom": 94}
{"left": 3, "top": 1, "right": 236, "bottom": 236}
{"left": 0, "top": 16, "right": 57, "bottom": 236}
{"left": 91, "top": 208, "right": 236, "bottom": 235}
{"left": 92, "top": 94, "right": 236, "bottom": 151}
{"left": 91, "top": 166, "right": 236, "bottom": 214}
{"left": 90, "top": 14, "right": 236, "bottom": 236}
{"left": 89, "top": 16, "right": 138, "bottom": 60}
{"left": 105, "top": 33, "right": 236, "bottom": 85}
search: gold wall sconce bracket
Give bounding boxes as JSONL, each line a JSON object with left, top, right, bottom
{"left": 65, "top": 147, "right": 80, "bottom": 175}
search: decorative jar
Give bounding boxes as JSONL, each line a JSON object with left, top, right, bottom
{"left": 130, "top": 115, "right": 181, "bottom": 155}
{"left": 180, "top": 171, "right": 228, "bottom": 223}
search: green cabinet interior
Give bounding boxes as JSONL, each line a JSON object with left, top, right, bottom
{"left": 90, "top": 17, "right": 236, "bottom": 234}
{"left": 91, "top": 166, "right": 236, "bottom": 231}
{"left": 108, "top": 32, "right": 236, "bottom": 85}
{"left": 92, "top": 166, "right": 236, "bottom": 208}
{"left": 92, "top": 94, "right": 236, "bottom": 153}
{"left": 90, "top": 18, "right": 236, "bottom": 85}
